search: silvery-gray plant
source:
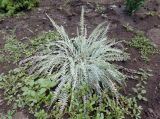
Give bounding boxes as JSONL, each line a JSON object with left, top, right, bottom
{"left": 20, "top": 8, "right": 129, "bottom": 113}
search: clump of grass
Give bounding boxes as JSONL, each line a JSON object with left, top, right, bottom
{"left": 130, "top": 33, "right": 159, "bottom": 60}
{"left": 125, "top": 0, "right": 145, "bottom": 15}
{"left": 0, "top": 0, "right": 39, "bottom": 16}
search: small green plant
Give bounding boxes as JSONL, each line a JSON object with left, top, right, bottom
{"left": 145, "top": 11, "right": 160, "bottom": 17}
{"left": 123, "top": 23, "right": 134, "bottom": 32}
{"left": 0, "top": 110, "right": 14, "bottom": 119}
{"left": 0, "top": 68, "right": 27, "bottom": 106}
{"left": 0, "top": 31, "right": 59, "bottom": 64}
{"left": 130, "top": 33, "right": 159, "bottom": 60}
{"left": 125, "top": 0, "right": 145, "bottom": 14}
{"left": 0, "top": 0, "right": 39, "bottom": 16}
{"left": 133, "top": 83, "right": 147, "bottom": 101}
{"left": 132, "top": 68, "right": 152, "bottom": 101}
{"left": 1, "top": 34, "right": 27, "bottom": 63}
{"left": 95, "top": 4, "right": 105, "bottom": 13}
{"left": 34, "top": 110, "right": 48, "bottom": 119}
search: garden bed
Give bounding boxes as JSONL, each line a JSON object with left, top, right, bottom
{"left": 0, "top": 0, "right": 160, "bottom": 119}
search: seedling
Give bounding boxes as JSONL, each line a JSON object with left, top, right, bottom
{"left": 95, "top": 4, "right": 106, "bottom": 13}
{"left": 123, "top": 23, "right": 134, "bottom": 32}
{"left": 145, "top": 11, "right": 160, "bottom": 17}
{"left": 130, "top": 33, "right": 159, "bottom": 61}
{"left": 0, "top": 110, "right": 14, "bottom": 119}
{"left": 132, "top": 68, "right": 152, "bottom": 101}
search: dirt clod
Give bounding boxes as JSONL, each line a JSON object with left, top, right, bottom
{"left": 147, "top": 28, "right": 160, "bottom": 46}
{"left": 13, "top": 112, "right": 28, "bottom": 119}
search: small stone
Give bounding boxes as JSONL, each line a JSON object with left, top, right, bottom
{"left": 148, "top": 108, "right": 154, "bottom": 114}
{"left": 147, "top": 28, "right": 160, "bottom": 46}
{"left": 5, "top": 26, "right": 9, "bottom": 30}
{"left": 109, "top": 5, "right": 126, "bottom": 15}
{"left": 0, "top": 99, "right": 3, "bottom": 104}
{"left": 38, "top": 8, "right": 42, "bottom": 12}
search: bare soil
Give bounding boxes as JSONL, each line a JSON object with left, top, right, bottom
{"left": 0, "top": 0, "right": 160, "bottom": 118}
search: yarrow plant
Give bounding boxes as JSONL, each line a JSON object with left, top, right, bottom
{"left": 20, "top": 7, "right": 129, "bottom": 114}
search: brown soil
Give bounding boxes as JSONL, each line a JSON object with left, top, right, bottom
{"left": 0, "top": 0, "right": 160, "bottom": 119}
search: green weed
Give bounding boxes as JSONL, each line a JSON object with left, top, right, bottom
{"left": 0, "top": 0, "right": 39, "bottom": 16}
{"left": 34, "top": 110, "right": 48, "bottom": 119}
{"left": 125, "top": 0, "right": 145, "bottom": 15}
{"left": 95, "top": 4, "right": 105, "bottom": 13}
{"left": 132, "top": 68, "right": 152, "bottom": 101}
{"left": 0, "top": 68, "right": 142, "bottom": 119}
{"left": 130, "top": 33, "right": 159, "bottom": 61}
{"left": 0, "top": 31, "right": 59, "bottom": 64}
{"left": 0, "top": 110, "right": 14, "bottom": 119}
